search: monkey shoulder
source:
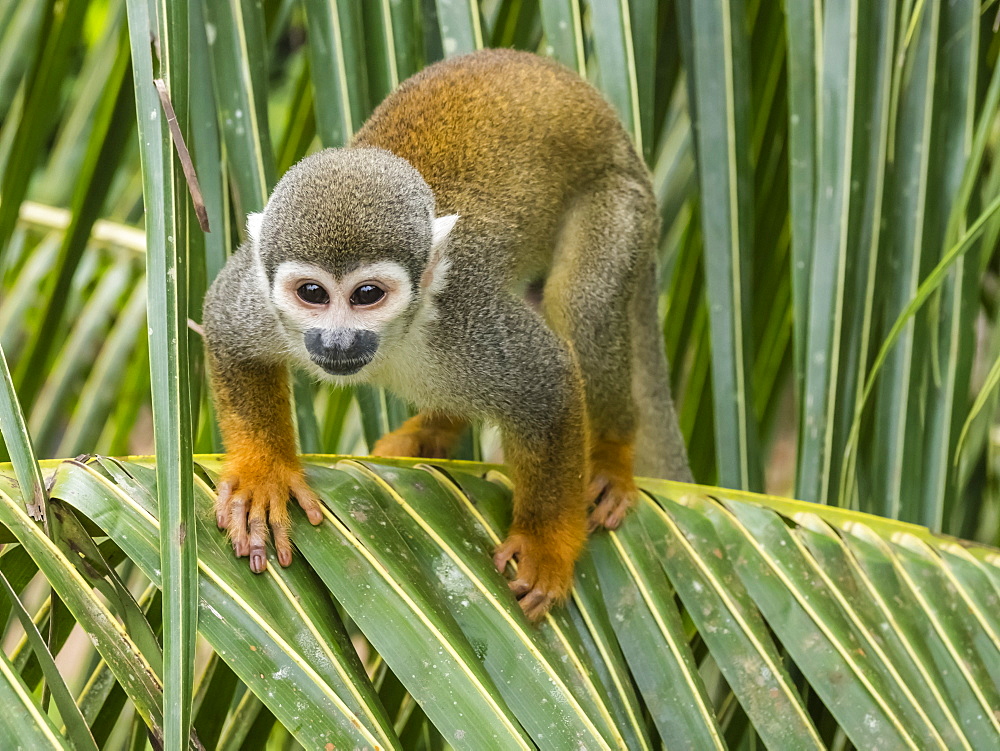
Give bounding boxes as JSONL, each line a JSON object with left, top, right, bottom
{"left": 203, "top": 244, "right": 284, "bottom": 364}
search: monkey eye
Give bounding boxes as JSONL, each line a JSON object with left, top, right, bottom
{"left": 350, "top": 284, "right": 386, "bottom": 306}
{"left": 296, "top": 282, "right": 330, "bottom": 305}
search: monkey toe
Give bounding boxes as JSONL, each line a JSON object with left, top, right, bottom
{"left": 586, "top": 474, "right": 637, "bottom": 532}
{"left": 519, "top": 589, "right": 554, "bottom": 621}
{"left": 372, "top": 427, "right": 455, "bottom": 459}
{"left": 493, "top": 539, "right": 519, "bottom": 574}
{"left": 588, "top": 493, "right": 635, "bottom": 532}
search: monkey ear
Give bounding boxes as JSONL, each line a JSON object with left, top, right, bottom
{"left": 431, "top": 214, "right": 459, "bottom": 250}
{"left": 422, "top": 214, "right": 459, "bottom": 293}
{"left": 246, "top": 212, "right": 264, "bottom": 245}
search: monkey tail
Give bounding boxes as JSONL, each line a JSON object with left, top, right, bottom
{"left": 631, "top": 259, "right": 694, "bottom": 482}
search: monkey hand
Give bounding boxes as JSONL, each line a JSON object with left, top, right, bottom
{"left": 493, "top": 522, "right": 584, "bottom": 621}
{"left": 586, "top": 439, "right": 639, "bottom": 531}
{"left": 215, "top": 459, "right": 324, "bottom": 573}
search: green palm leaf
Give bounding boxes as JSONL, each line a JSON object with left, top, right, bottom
{"left": 2, "top": 455, "right": 997, "bottom": 749}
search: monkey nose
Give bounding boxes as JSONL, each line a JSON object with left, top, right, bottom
{"left": 304, "top": 328, "right": 379, "bottom": 375}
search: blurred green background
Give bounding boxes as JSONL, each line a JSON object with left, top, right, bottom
{"left": 4, "top": 0, "right": 1000, "bottom": 542}
{"left": 1, "top": 1, "right": 1000, "bottom": 747}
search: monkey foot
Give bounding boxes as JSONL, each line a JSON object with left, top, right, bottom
{"left": 371, "top": 414, "right": 465, "bottom": 459}
{"left": 215, "top": 464, "right": 324, "bottom": 573}
{"left": 586, "top": 473, "right": 638, "bottom": 532}
{"left": 587, "top": 438, "right": 639, "bottom": 531}
{"left": 493, "top": 530, "right": 579, "bottom": 621}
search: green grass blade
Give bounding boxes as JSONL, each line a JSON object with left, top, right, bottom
{"left": 796, "top": 0, "right": 858, "bottom": 505}
{"left": 0, "top": 0, "right": 47, "bottom": 121}
{"left": 365, "top": 0, "right": 420, "bottom": 91}
{"left": 202, "top": 0, "right": 274, "bottom": 215}
{"left": 918, "top": 0, "right": 981, "bottom": 528}
{"left": 192, "top": 655, "right": 239, "bottom": 750}
{"left": 38, "top": 0, "right": 126, "bottom": 205}
{"left": 11, "top": 27, "right": 133, "bottom": 411}
{"left": 783, "top": 0, "right": 819, "bottom": 385}
{"left": 434, "top": 0, "right": 483, "bottom": 57}
{"left": 28, "top": 263, "right": 133, "bottom": 453}
{"left": 588, "top": 0, "right": 642, "bottom": 152}
{"left": 55, "top": 280, "right": 147, "bottom": 457}
{"left": 189, "top": 0, "right": 230, "bottom": 286}
{"left": 538, "top": 0, "right": 585, "bottom": 74}
{"left": 871, "top": 0, "right": 940, "bottom": 520}
{"left": 0, "top": 571, "right": 99, "bottom": 751}
{"left": 0, "top": 645, "right": 69, "bottom": 751}
{"left": 0, "top": 0, "right": 87, "bottom": 260}
{"left": 0, "top": 342, "right": 47, "bottom": 518}
{"left": 839, "top": 191, "right": 1000, "bottom": 504}
{"left": 688, "top": 0, "right": 762, "bottom": 490}
{"left": 303, "top": 0, "right": 370, "bottom": 147}
{"left": 125, "top": 0, "right": 198, "bottom": 746}
{"left": 0, "top": 474, "right": 166, "bottom": 744}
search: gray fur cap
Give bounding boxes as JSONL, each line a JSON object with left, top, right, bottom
{"left": 257, "top": 147, "right": 436, "bottom": 281}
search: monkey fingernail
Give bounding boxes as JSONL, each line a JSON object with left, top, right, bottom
{"left": 250, "top": 550, "right": 267, "bottom": 573}
{"left": 216, "top": 509, "right": 228, "bottom": 529}
{"left": 234, "top": 539, "right": 249, "bottom": 557}
{"left": 277, "top": 547, "right": 293, "bottom": 567}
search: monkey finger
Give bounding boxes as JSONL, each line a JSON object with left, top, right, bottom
{"left": 215, "top": 480, "right": 234, "bottom": 528}
{"left": 247, "top": 503, "right": 269, "bottom": 573}
{"left": 289, "top": 476, "right": 324, "bottom": 525}
{"left": 272, "top": 523, "right": 294, "bottom": 567}
{"left": 227, "top": 493, "right": 250, "bottom": 557}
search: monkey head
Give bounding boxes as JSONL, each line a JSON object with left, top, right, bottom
{"left": 248, "top": 148, "right": 458, "bottom": 381}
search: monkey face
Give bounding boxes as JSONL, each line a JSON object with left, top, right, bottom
{"left": 269, "top": 259, "right": 417, "bottom": 380}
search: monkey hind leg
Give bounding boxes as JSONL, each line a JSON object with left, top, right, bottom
{"left": 631, "top": 257, "right": 693, "bottom": 483}
{"left": 371, "top": 412, "right": 467, "bottom": 459}
{"left": 544, "top": 174, "right": 654, "bottom": 528}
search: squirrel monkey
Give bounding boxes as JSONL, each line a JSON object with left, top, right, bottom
{"left": 203, "top": 49, "right": 691, "bottom": 620}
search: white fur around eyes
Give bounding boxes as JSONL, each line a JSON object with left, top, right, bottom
{"left": 270, "top": 260, "right": 416, "bottom": 334}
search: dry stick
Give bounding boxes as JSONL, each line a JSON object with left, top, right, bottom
{"left": 153, "top": 78, "right": 211, "bottom": 233}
